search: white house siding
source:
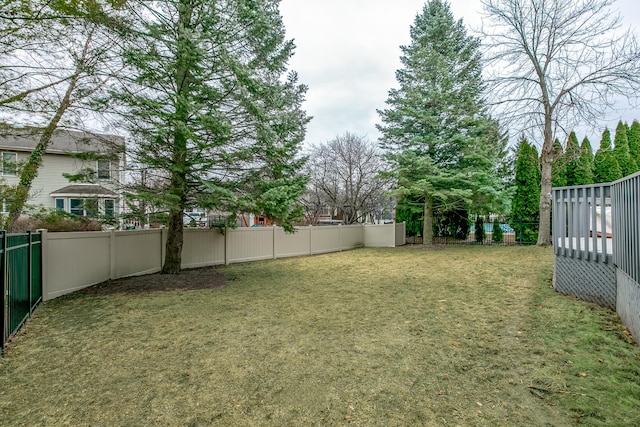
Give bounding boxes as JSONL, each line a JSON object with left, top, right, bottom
{"left": 1, "top": 151, "right": 121, "bottom": 213}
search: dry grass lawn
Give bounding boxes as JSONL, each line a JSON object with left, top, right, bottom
{"left": 1, "top": 245, "right": 639, "bottom": 426}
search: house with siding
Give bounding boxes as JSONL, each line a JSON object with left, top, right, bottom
{"left": 0, "top": 128, "right": 125, "bottom": 220}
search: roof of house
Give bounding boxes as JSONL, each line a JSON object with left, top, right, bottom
{"left": 50, "top": 184, "right": 118, "bottom": 198}
{"left": 0, "top": 128, "right": 125, "bottom": 155}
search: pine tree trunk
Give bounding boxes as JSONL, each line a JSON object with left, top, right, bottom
{"left": 423, "top": 196, "right": 433, "bottom": 245}
{"left": 162, "top": 209, "right": 184, "bottom": 274}
{"left": 160, "top": 0, "right": 192, "bottom": 274}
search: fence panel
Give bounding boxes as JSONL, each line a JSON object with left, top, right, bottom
{"left": 552, "top": 184, "right": 612, "bottom": 263}
{"left": 226, "top": 227, "right": 274, "bottom": 263}
{"left": 275, "top": 227, "right": 311, "bottom": 258}
{"left": 2, "top": 231, "right": 43, "bottom": 348}
{"left": 341, "top": 225, "right": 365, "bottom": 249}
{"left": 114, "top": 229, "right": 163, "bottom": 277}
{"left": 612, "top": 172, "right": 640, "bottom": 284}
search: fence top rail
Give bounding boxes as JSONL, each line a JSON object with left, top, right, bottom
{"left": 552, "top": 183, "right": 612, "bottom": 191}
{"left": 611, "top": 170, "right": 640, "bottom": 185}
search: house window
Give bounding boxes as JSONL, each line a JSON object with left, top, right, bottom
{"left": 97, "top": 160, "right": 111, "bottom": 180}
{"left": 55, "top": 198, "right": 65, "bottom": 211}
{"left": 1, "top": 199, "right": 9, "bottom": 214}
{"left": 104, "top": 199, "right": 115, "bottom": 218}
{"left": 2, "top": 152, "right": 17, "bottom": 176}
{"left": 70, "top": 198, "right": 98, "bottom": 217}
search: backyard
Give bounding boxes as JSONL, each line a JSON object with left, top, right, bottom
{"left": 1, "top": 246, "right": 639, "bottom": 426}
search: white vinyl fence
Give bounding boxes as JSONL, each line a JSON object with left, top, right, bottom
{"left": 42, "top": 223, "right": 406, "bottom": 300}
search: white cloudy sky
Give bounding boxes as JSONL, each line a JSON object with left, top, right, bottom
{"left": 279, "top": 0, "right": 640, "bottom": 148}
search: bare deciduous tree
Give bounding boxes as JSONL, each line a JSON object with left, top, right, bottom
{"left": 305, "top": 133, "right": 392, "bottom": 225}
{"left": 480, "top": 0, "right": 640, "bottom": 245}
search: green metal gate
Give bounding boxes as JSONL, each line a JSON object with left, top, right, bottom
{"left": 1, "top": 230, "right": 42, "bottom": 348}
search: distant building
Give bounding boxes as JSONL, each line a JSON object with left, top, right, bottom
{"left": 0, "top": 128, "right": 125, "bottom": 220}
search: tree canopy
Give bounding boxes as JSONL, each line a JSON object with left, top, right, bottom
{"left": 378, "top": 0, "right": 507, "bottom": 244}
{"left": 481, "top": 0, "right": 640, "bottom": 245}
{"left": 113, "top": 0, "right": 309, "bottom": 273}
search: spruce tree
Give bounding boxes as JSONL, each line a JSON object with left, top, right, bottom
{"left": 594, "top": 128, "right": 622, "bottom": 183}
{"left": 115, "top": 0, "right": 309, "bottom": 273}
{"left": 510, "top": 139, "right": 540, "bottom": 243}
{"left": 377, "top": 0, "right": 507, "bottom": 244}
{"left": 613, "top": 121, "right": 637, "bottom": 176}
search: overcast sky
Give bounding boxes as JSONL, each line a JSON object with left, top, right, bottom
{"left": 279, "top": 0, "right": 640, "bottom": 149}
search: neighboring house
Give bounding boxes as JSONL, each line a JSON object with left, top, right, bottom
{"left": 0, "top": 128, "right": 125, "bottom": 220}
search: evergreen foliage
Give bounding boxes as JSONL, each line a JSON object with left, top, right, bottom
{"left": 395, "top": 198, "right": 424, "bottom": 237}
{"left": 627, "top": 120, "right": 640, "bottom": 165}
{"left": 114, "top": 0, "right": 309, "bottom": 273}
{"left": 433, "top": 208, "right": 470, "bottom": 239}
{"left": 474, "top": 215, "right": 485, "bottom": 243}
{"left": 510, "top": 139, "right": 540, "bottom": 243}
{"left": 563, "top": 131, "right": 581, "bottom": 186}
{"left": 377, "top": 0, "right": 507, "bottom": 244}
{"left": 613, "top": 121, "right": 638, "bottom": 176}
{"left": 551, "top": 138, "right": 567, "bottom": 187}
{"left": 492, "top": 217, "right": 503, "bottom": 243}
{"left": 594, "top": 129, "right": 622, "bottom": 183}
{"left": 574, "top": 137, "right": 594, "bottom": 185}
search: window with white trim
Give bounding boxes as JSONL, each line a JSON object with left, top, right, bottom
{"left": 97, "top": 160, "right": 111, "bottom": 180}
{"left": 2, "top": 152, "right": 17, "bottom": 176}
{"left": 70, "top": 198, "right": 98, "bottom": 217}
{"left": 104, "top": 199, "right": 115, "bottom": 218}
{"left": 55, "top": 198, "right": 65, "bottom": 211}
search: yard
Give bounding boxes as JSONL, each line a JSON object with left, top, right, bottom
{"left": 1, "top": 246, "right": 639, "bottom": 426}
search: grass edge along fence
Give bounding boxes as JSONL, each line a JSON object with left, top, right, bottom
{"left": 1, "top": 230, "right": 43, "bottom": 349}
{"left": 553, "top": 172, "right": 640, "bottom": 347}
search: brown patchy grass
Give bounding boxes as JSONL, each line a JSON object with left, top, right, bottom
{"left": 0, "top": 246, "right": 639, "bottom": 426}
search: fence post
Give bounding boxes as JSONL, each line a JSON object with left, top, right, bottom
{"left": 26, "top": 230, "right": 32, "bottom": 316}
{"left": 224, "top": 227, "right": 229, "bottom": 265}
{"left": 0, "top": 230, "right": 5, "bottom": 347}
{"left": 272, "top": 225, "right": 277, "bottom": 260}
{"left": 519, "top": 219, "right": 523, "bottom": 245}
{"left": 37, "top": 229, "right": 48, "bottom": 301}
{"left": 109, "top": 229, "right": 116, "bottom": 280}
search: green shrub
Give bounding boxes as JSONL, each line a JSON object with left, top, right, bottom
{"left": 474, "top": 216, "right": 485, "bottom": 243}
{"left": 492, "top": 217, "right": 504, "bottom": 243}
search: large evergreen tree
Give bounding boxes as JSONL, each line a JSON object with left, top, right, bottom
{"left": 594, "top": 128, "right": 622, "bottom": 183}
{"left": 510, "top": 138, "right": 540, "bottom": 243}
{"left": 613, "top": 121, "right": 638, "bottom": 176}
{"left": 115, "top": 0, "right": 309, "bottom": 273}
{"left": 377, "top": 0, "right": 506, "bottom": 244}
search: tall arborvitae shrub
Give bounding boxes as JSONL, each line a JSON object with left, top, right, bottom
{"left": 594, "top": 128, "right": 622, "bottom": 183}
{"left": 551, "top": 138, "right": 567, "bottom": 187}
{"left": 574, "top": 136, "right": 594, "bottom": 185}
{"left": 627, "top": 120, "right": 640, "bottom": 165}
{"left": 613, "top": 121, "right": 638, "bottom": 176}
{"left": 510, "top": 139, "right": 540, "bottom": 243}
{"left": 474, "top": 215, "right": 485, "bottom": 243}
{"left": 492, "top": 217, "right": 504, "bottom": 243}
{"left": 564, "top": 131, "right": 581, "bottom": 185}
